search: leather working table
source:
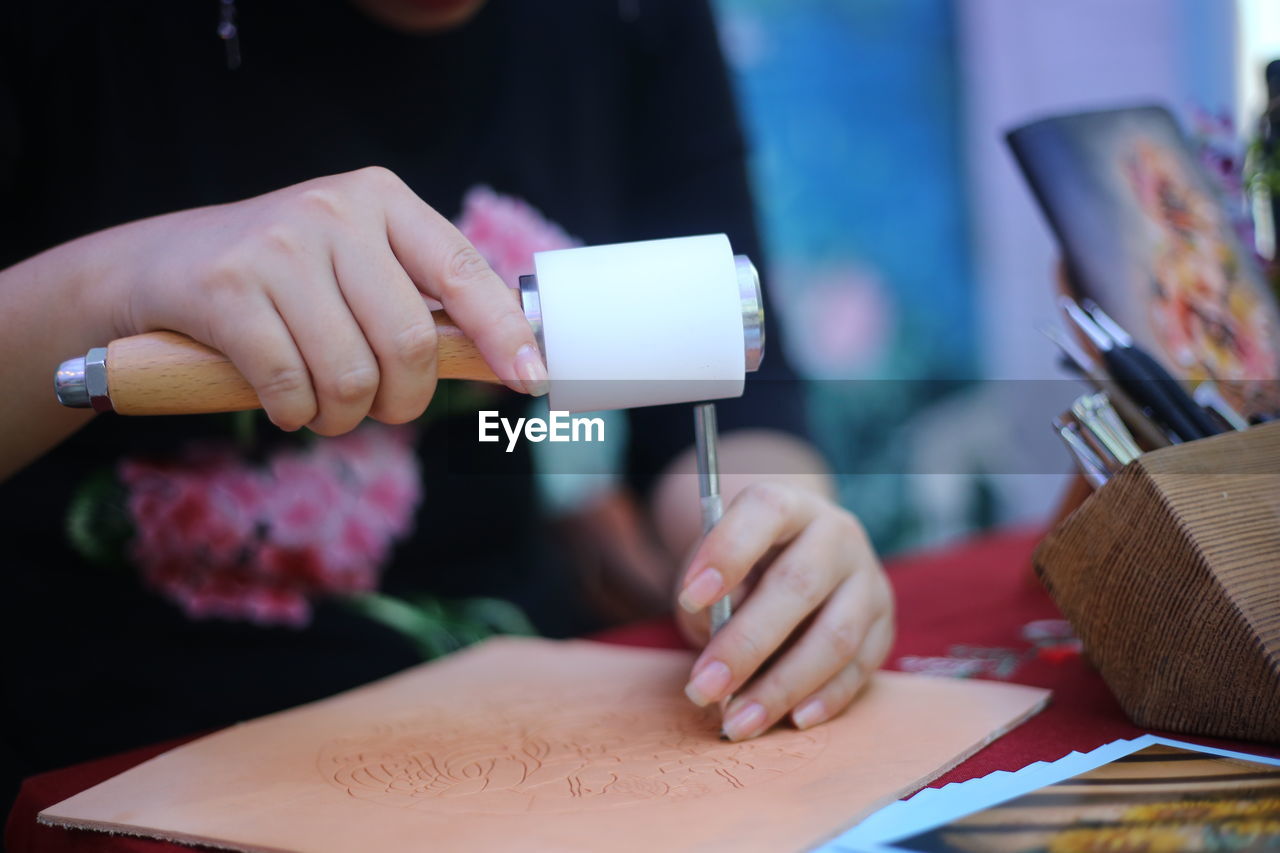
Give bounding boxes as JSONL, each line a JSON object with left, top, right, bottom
{"left": 9, "top": 526, "right": 1280, "bottom": 851}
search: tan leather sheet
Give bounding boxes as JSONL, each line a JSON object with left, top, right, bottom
{"left": 40, "top": 638, "right": 1049, "bottom": 852}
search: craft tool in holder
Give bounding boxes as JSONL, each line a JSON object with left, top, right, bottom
{"left": 1193, "top": 379, "right": 1251, "bottom": 432}
{"left": 1060, "top": 297, "right": 1224, "bottom": 443}
{"left": 1035, "top": 421, "right": 1280, "bottom": 744}
{"left": 1051, "top": 415, "right": 1110, "bottom": 489}
{"left": 1039, "top": 323, "right": 1171, "bottom": 451}
{"left": 1010, "top": 104, "right": 1280, "bottom": 741}
{"left": 1044, "top": 297, "right": 1250, "bottom": 489}
{"left": 1052, "top": 389, "right": 1143, "bottom": 488}
{"left": 1038, "top": 298, "right": 1278, "bottom": 743}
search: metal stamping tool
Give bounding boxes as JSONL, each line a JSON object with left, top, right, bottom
{"left": 1053, "top": 415, "right": 1111, "bottom": 489}
{"left": 1089, "top": 394, "right": 1141, "bottom": 463}
{"left": 694, "top": 401, "right": 733, "bottom": 732}
{"left": 1193, "top": 380, "right": 1250, "bottom": 432}
{"left": 1072, "top": 393, "right": 1141, "bottom": 465}
{"left": 1069, "top": 397, "right": 1123, "bottom": 469}
{"left": 694, "top": 402, "right": 728, "bottom": 630}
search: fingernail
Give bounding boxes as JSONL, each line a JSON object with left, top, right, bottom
{"left": 792, "top": 698, "right": 827, "bottom": 730}
{"left": 684, "top": 660, "right": 731, "bottom": 707}
{"left": 723, "top": 702, "right": 767, "bottom": 741}
{"left": 678, "top": 568, "right": 724, "bottom": 614}
{"left": 513, "top": 344, "right": 548, "bottom": 397}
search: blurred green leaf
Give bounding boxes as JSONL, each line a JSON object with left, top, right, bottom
{"left": 347, "top": 591, "right": 537, "bottom": 661}
{"left": 65, "top": 468, "right": 134, "bottom": 570}
{"left": 455, "top": 597, "right": 537, "bottom": 636}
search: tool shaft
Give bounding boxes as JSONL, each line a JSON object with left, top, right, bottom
{"left": 693, "top": 403, "right": 731, "bottom": 635}
{"left": 1054, "top": 416, "right": 1110, "bottom": 489}
{"left": 1089, "top": 394, "right": 1142, "bottom": 462}
{"left": 1072, "top": 394, "right": 1140, "bottom": 465}
{"left": 1194, "top": 381, "right": 1250, "bottom": 431}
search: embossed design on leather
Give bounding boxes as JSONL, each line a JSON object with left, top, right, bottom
{"left": 317, "top": 694, "right": 826, "bottom": 814}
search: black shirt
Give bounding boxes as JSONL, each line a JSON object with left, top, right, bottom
{"left": 0, "top": 0, "right": 805, "bottom": 811}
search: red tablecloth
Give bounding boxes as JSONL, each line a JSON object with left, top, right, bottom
{"left": 9, "top": 527, "right": 1279, "bottom": 852}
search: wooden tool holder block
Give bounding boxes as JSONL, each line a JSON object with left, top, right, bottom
{"left": 1034, "top": 421, "right": 1280, "bottom": 744}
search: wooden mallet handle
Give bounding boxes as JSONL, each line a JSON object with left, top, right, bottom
{"left": 104, "top": 310, "right": 498, "bottom": 416}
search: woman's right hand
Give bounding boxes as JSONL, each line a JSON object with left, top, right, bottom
{"left": 112, "top": 166, "right": 546, "bottom": 435}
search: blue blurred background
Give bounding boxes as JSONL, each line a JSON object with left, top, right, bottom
{"left": 711, "top": 0, "right": 1271, "bottom": 554}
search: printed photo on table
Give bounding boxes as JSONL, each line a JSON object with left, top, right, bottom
{"left": 891, "top": 743, "right": 1280, "bottom": 853}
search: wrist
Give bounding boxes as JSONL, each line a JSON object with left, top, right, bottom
{"left": 75, "top": 216, "right": 170, "bottom": 342}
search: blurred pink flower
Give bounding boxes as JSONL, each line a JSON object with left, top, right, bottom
{"left": 120, "top": 424, "right": 422, "bottom": 628}
{"left": 118, "top": 188, "right": 575, "bottom": 628}
{"left": 456, "top": 185, "right": 580, "bottom": 287}
{"left": 780, "top": 264, "right": 894, "bottom": 378}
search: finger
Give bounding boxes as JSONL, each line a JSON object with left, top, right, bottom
{"left": 267, "top": 254, "right": 381, "bottom": 436}
{"left": 677, "top": 482, "right": 816, "bottom": 614}
{"left": 331, "top": 229, "right": 439, "bottom": 424}
{"left": 717, "top": 569, "right": 882, "bottom": 740}
{"left": 682, "top": 513, "right": 847, "bottom": 709}
{"left": 204, "top": 292, "right": 316, "bottom": 432}
{"left": 375, "top": 170, "right": 545, "bottom": 396}
{"left": 674, "top": 564, "right": 762, "bottom": 649}
{"left": 791, "top": 610, "right": 893, "bottom": 731}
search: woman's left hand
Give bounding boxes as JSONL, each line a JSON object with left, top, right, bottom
{"left": 674, "top": 481, "right": 893, "bottom": 741}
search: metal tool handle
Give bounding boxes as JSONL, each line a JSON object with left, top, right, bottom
{"left": 701, "top": 487, "right": 732, "bottom": 634}
{"left": 54, "top": 311, "right": 499, "bottom": 416}
{"left": 693, "top": 402, "right": 733, "bottom": 636}
{"left": 1101, "top": 349, "right": 1202, "bottom": 442}
{"left": 1122, "top": 345, "right": 1223, "bottom": 438}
